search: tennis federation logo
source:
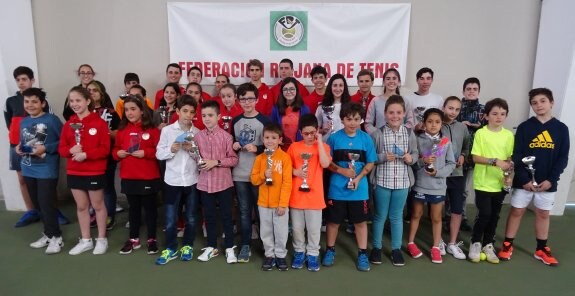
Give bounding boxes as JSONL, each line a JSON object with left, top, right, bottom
{"left": 270, "top": 11, "right": 308, "bottom": 51}
{"left": 530, "top": 130, "right": 554, "bottom": 149}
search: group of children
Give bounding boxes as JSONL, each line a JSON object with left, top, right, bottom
{"left": 5, "top": 62, "right": 569, "bottom": 272}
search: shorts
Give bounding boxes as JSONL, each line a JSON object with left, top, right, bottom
{"left": 9, "top": 145, "right": 21, "bottom": 171}
{"left": 446, "top": 177, "right": 466, "bottom": 214}
{"left": 413, "top": 191, "right": 446, "bottom": 204}
{"left": 326, "top": 199, "right": 369, "bottom": 224}
{"left": 121, "top": 179, "right": 161, "bottom": 195}
{"left": 510, "top": 188, "right": 555, "bottom": 211}
{"left": 67, "top": 174, "right": 106, "bottom": 191}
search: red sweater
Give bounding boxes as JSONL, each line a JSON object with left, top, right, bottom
{"left": 113, "top": 122, "right": 160, "bottom": 180}
{"left": 59, "top": 113, "right": 111, "bottom": 176}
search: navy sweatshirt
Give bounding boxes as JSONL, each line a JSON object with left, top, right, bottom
{"left": 512, "top": 117, "right": 570, "bottom": 192}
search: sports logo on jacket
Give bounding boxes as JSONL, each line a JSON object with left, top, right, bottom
{"left": 530, "top": 130, "right": 554, "bottom": 149}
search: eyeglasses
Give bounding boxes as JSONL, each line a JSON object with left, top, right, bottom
{"left": 79, "top": 72, "right": 94, "bottom": 76}
{"left": 238, "top": 97, "right": 257, "bottom": 103}
{"left": 282, "top": 87, "right": 297, "bottom": 93}
{"left": 301, "top": 131, "right": 317, "bottom": 137}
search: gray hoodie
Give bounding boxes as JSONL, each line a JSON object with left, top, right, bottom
{"left": 412, "top": 133, "right": 456, "bottom": 195}
{"left": 441, "top": 120, "right": 470, "bottom": 177}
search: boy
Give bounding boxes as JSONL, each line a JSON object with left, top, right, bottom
{"left": 155, "top": 95, "right": 201, "bottom": 265}
{"left": 16, "top": 88, "right": 64, "bottom": 254}
{"left": 468, "top": 98, "right": 514, "bottom": 264}
{"left": 250, "top": 123, "right": 293, "bottom": 271}
{"left": 231, "top": 83, "right": 270, "bottom": 262}
{"left": 323, "top": 102, "right": 377, "bottom": 271}
{"left": 187, "top": 66, "right": 212, "bottom": 101}
{"left": 247, "top": 59, "right": 273, "bottom": 117}
{"left": 404, "top": 67, "right": 443, "bottom": 130}
{"left": 270, "top": 58, "right": 310, "bottom": 104}
{"left": 115, "top": 73, "right": 153, "bottom": 118}
{"left": 303, "top": 65, "right": 327, "bottom": 114}
{"left": 194, "top": 100, "right": 239, "bottom": 263}
{"left": 499, "top": 88, "right": 569, "bottom": 266}
{"left": 286, "top": 114, "right": 331, "bottom": 271}
{"left": 154, "top": 63, "right": 185, "bottom": 109}
{"left": 350, "top": 69, "right": 376, "bottom": 110}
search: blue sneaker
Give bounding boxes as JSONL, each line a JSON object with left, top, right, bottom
{"left": 57, "top": 210, "right": 71, "bottom": 225}
{"left": 180, "top": 245, "right": 193, "bottom": 261}
{"left": 307, "top": 255, "right": 320, "bottom": 271}
{"left": 292, "top": 252, "right": 305, "bottom": 269}
{"left": 357, "top": 252, "right": 371, "bottom": 272}
{"left": 322, "top": 249, "right": 336, "bottom": 266}
{"left": 156, "top": 248, "right": 179, "bottom": 265}
{"left": 238, "top": 245, "right": 251, "bottom": 263}
{"left": 14, "top": 210, "right": 40, "bottom": 228}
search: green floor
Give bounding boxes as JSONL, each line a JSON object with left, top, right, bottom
{"left": 1, "top": 203, "right": 574, "bottom": 296}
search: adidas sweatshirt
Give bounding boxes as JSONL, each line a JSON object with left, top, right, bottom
{"left": 512, "top": 117, "right": 570, "bottom": 192}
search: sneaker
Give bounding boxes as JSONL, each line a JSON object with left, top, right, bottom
{"left": 225, "top": 246, "right": 238, "bottom": 264}
{"left": 407, "top": 242, "right": 423, "bottom": 259}
{"left": 369, "top": 248, "right": 382, "bottom": 264}
{"left": 460, "top": 219, "right": 472, "bottom": 231}
{"left": 430, "top": 247, "right": 442, "bottom": 264}
{"left": 180, "top": 245, "right": 193, "bottom": 261}
{"left": 147, "top": 238, "right": 159, "bottom": 255}
{"left": 69, "top": 238, "right": 94, "bottom": 255}
{"left": 14, "top": 210, "right": 40, "bottom": 227}
{"left": 93, "top": 238, "right": 108, "bottom": 255}
{"left": 498, "top": 241, "right": 513, "bottom": 261}
{"left": 46, "top": 236, "right": 64, "bottom": 254}
{"left": 156, "top": 248, "right": 179, "bottom": 265}
{"left": 57, "top": 210, "right": 71, "bottom": 225}
{"left": 534, "top": 247, "right": 558, "bottom": 266}
{"left": 320, "top": 225, "right": 326, "bottom": 233}
{"left": 439, "top": 240, "right": 447, "bottom": 256}
{"left": 106, "top": 217, "right": 115, "bottom": 231}
{"left": 322, "top": 249, "right": 336, "bottom": 266}
{"left": 345, "top": 224, "right": 355, "bottom": 234}
{"left": 391, "top": 249, "right": 405, "bottom": 267}
{"left": 482, "top": 243, "right": 499, "bottom": 264}
{"left": 292, "top": 252, "right": 306, "bottom": 269}
{"left": 237, "top": 245, "right": 251, "bottom": 263}
{"left": 276, "top": 257, "right": 289, "bottom": 271}
{"left": 468, "top": 242, "right": 482, "bottom": 263}
{"left": 119, "top": 238, "right": 141, "bottom": 255}
{"left": 177, "top": 228, "right": 184, "bottom": 238}
{"left": 125, "top": 221, "right": 130, "bottom": 229}
{"left": 115, "top": 203, "right": 124, "bottom": 213}
{"left": 447, "top": 242, "right": 467, "bottom": 260}
{"left": 198, "top": 247, "right": 219, "bottom": 262}
{"left": 357, "top": 252, "right": 370, "bottom": 271}
{"left": 251, "top": 224, "right": 259, "bottom": 239}
{"left": 261, "top": 257, "right": 276, "bottom": 271}
{"left": 30, "top": 234, "right": 50, "bottom": 248}
{"left": 307, "top": 255, "right": 320, "bottom": 271}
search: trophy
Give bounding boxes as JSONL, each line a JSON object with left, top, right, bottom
{"left": 503, "top": 161, "right": 514, "bottom": 192}
{"left": 423, "top": 137, "right": 449, "bottom": 172}
{"left": 522, "top": 156, "right": 538, "bottom": 186}
{"left": 299, "top": 153, "right": 312, "bottom": 192}
{"left": 347, "top": 153, "right": 360, "bottom": 189}
{"left": 185, "top": 132, "right": 204, "bottom": 168}
{"left": 222, "top": 116, "right": 232, "bottom": 130}
{"left": 264, "top": 148, "right": 274, "bottom": 185}
{"left": 322, "top": 105, "right": 335, "bottom": 133}
{"left": 361, "top": 96, "right": 368, "bottom": 109}
{"left": 70, "top": 123, "right": 83, "bottom": 145}
{"left": 159, "top": 106, "right": 168, "bottom": 124}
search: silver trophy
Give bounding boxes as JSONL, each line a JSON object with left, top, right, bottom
{"left": 322, "top": 105, "right": 335, "bottom": 133}
{"left": 159, "top": 106, "right": 168, "bottom": 124}
{"left": 264, "top": 148, "right": 274, "bottom": 185}
{"left": 425, "top": 139, "right": 440, "bottom": 172}
{"left": 361, "top": 96, "right": 368, "bottom": 109}
{"left": 347, "top": 153, "right": 360, "bottom": 189}
{"left": 522, "top": 156, "right": 538, "bottom": 187}
{"left": 70, "top": 123, "right": 83, "bottom": 145}
{"left": 299, "top": 152, "right": 312, "bottom": 192}
{"left": 185, "top": 132, "right": 204, "bottom": 168}
{"left": 222, "top": 116, "right": 232, "bottom": 130}
{"left": 503, "top": 161, "right": 514, "bottom": 192}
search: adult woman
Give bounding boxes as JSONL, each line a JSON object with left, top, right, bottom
{"left": 63, "top": 64, "right": 96, "bottom": 120}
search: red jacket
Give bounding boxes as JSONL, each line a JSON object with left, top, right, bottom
{"left": 59, "top": 113, "right": 110, "bottom": 176}
{"left": 351, "top": 91, "right": 375, "bottom": 110}
{"left": 113, "top": 122, "right": 160, "bottom": 180}
{"left": 254, "top": 83, "right": 273, "bottom": 117}
{"left": 304, "top": 90, "right": 324, "bottom": 115}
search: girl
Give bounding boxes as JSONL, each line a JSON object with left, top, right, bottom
{"left": 212, "top": 74, "right": 230, "bottom": 100}
{"left": 63, "top": 64, "right": 96, "bottom": 120}
{"left": 369, "top": 95, "right": 418, "bottom": 266}
{"left": 59, "top": 86, "right": 110, "bottom": 255}
{"left": 217, "top": 83, "right": 242, "bottom": 134}
{"left": 113, "top": 96, "right": 161, "bottom": 255}
{"left": 365, "top": 68, "right": 407, "bottom": 134}
{"left": 407, "top": 108, "right": 455, "bottom": 264}
{"left": 185, "top": 82, "right": 206, "bottom": 130}
{"left": 315, "top": 74, "right": 351, "bottom": 142}
{"left": 87, "top": 80, "right": 121, "bottom": 230}
{"left": 271, "top": 77, "right": 310, "bottom": 150}
{"left": 156, "top": 83, "right": 181, "bottom": 128}
{"left": 441, "top": 97, "right": 470, "bottom": 260}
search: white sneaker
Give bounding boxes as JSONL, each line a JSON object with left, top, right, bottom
{"left": 321, "top": 225, "right": 327, "bottom": 233}
{"left": 125, "top": 221, "right": 130, "bottom": 229}
{"left": 225, "top": 246, "right": 238, "bottom": 264}
{"left": 468, "top": 242, "right": 482, "bottom": 263}
{"left": 439, "top": 240, "right": 447, "bottom": 256}
{"left": 177, "top": 229, "right": 184, "bottom": 238}
{"left": 482, "top": 243, "right": 499, "bottom": 264}
{"left": 251, "top": 224, "right": 259, "bottom": 240}
{"left": 197, "top": 247, "right": 219, "bottom": 262}
{"left": 30, "top": 234, "right": 50, "bottom": 249}
{"left": 447, "top": 242, "right": 467, "bottom": 260}
{"left": 69, "top": 238, "right": 94, "bottom": 255}
{"left": 46, "top": 236, "right": 64, "bottom": 254}
{"left": 115, "top": 203, "right": 124, "bottom": 213}
{"left": 93, "top": 238, "right": 108, "bottom": 255}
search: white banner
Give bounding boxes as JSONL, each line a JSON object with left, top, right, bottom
{"left": 168, "top": 2, "right": 410, "bottom": 86}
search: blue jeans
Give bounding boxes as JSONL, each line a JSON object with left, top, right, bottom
{"left": 104, "top": 158, "right": 118, "bottom": 220}
{"left": 164, "top": 183, "right": 199, "bottom": 250}
{"left": 372, "top": 186, "right": 409, "bottom": 250}
{"left": 234, "top": 181, "right": 258, "bottom": 246}
{"left": 201, "top": 187, "right": 234, "bottom": 248}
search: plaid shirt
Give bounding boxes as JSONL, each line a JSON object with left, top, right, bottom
{"left": 376, "top": 125, "right": 411, "bottom": 189}
{"left": 195, "top": 126, "right": 238, "bottom": 193}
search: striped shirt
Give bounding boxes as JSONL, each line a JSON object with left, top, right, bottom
{"left": 195, "top": 126, "right": 238, "bottom": 193}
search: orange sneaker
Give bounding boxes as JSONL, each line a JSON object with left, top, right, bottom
{"left": 498, "top": 242, "right": 513, "bottom": 261}
{"left": 534, "top": 247, "right": 559, "bottom": 266}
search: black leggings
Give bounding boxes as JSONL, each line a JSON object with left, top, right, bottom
{"left": 24, "top": 177, "right": 61, "bottom": 237}
{"left": 471, "top": 190, "right": 505, "bottom": 245}
{"left": 126, "top": 194, "right": 157, "bottom": 240}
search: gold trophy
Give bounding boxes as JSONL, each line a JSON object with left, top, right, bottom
{"left": 299, "top": 153, "right": 312, "bottom": 192}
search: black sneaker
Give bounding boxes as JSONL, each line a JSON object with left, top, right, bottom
{"left": 391, "top": 249, "right": 405, "bottom": 267}
{"left": 276, "top": 257, "right": 289, "bottom": 271}
{"left": 460, "top": 219, "right": 472, "bottom": 231}
{"left": 262, "top": 257, "right": 276, "bottom": 271}
{"left": 147, "top": 239, "right": 159, "bottom": 255}
{"left": 369, "top": 248, "right": 383, "bottom": 264}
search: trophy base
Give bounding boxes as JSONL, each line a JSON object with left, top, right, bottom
{"left": 265, "top": 180, "right": 273, "bottom": 186}
{"left": 347, "top": 184, "right": 355, "bottom": 190}
{"left": 425, "top": 166, "right": 434, "bottom": 173}
{"left": 298, "top": 186, "right": 310, "bottom": 192}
